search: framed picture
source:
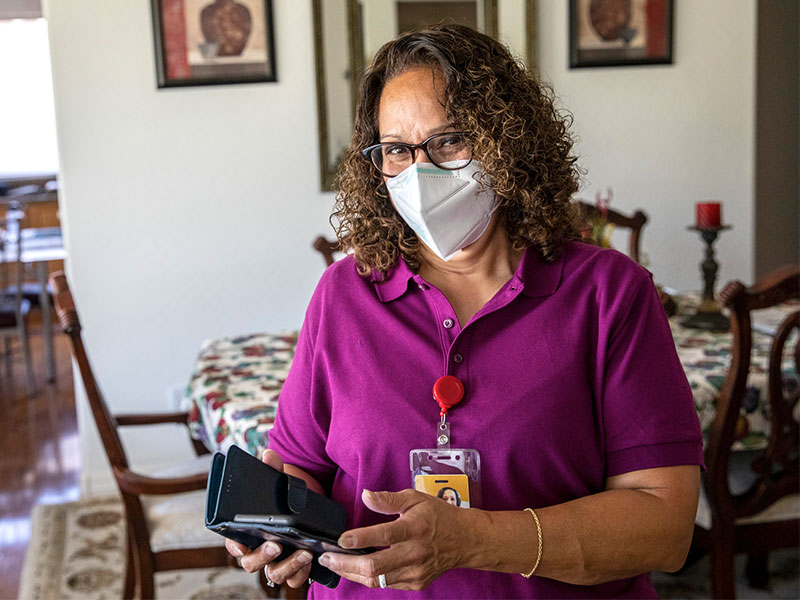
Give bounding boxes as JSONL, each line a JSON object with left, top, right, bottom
{"left": 151, "top": 0, "right": 276, "bottom": 87}
{"left": 569, "top": 0, "right": 673, "bottom": 68}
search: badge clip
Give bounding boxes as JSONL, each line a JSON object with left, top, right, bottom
{"left": 432, "top": 375, "right": 463, "bottom": 450}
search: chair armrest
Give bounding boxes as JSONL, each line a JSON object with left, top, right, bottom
{"left": 113, "top": 466, "right": 208, "bottom": 495}
{"left": 115, "top": 411, "right": 190, "bottom": 427}
{"left": 115, "top": 411, "right": 213, "bottom": 456}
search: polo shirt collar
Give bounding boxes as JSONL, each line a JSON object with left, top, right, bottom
{"left": 516, "top": 244, "right": 566, "bottom": 297}
{"left": 371, "top": 244, "right": 566, "bottom": 302}
{"left": 372, "top": 258, "right": 415, "bottom": 302}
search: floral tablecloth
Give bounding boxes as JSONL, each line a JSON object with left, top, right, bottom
{"left": 670, "top": 322, "right": 797, "bottom": 450}
{"left": 186, "top": 332, "right": 297, "bottom": 457}
{"left": 187, "top": 301, "right": 797, "bottom": 456}
{"left": 669, "top": 295, "right": 798, "bottom": 450}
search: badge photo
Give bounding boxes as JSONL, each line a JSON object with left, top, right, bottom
{"left": 414, "top": 474, "right": 471, "bottom": 508}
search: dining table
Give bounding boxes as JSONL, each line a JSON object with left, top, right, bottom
{"left": 185, "top": 294, "right": 799, "bottom": 458}
{"left": 0, "top": 227, "right": 65, "bottom": 382}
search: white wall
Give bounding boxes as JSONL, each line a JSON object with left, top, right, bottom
{"left": 45, "top": 1, "right": 757, "bottom": 494}
{"left": 45, "top": 0, "right": 334, "bottom": 494}
{"left": 537, "top": 1, "right": 756, "bottom": 290}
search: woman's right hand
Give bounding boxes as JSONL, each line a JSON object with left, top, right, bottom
{"left": 224, "top": 449, "right": 314, "bottom": 588}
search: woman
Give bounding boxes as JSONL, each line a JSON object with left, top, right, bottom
{"left": 436, "top": 487, "right": 462, "bottom": 508}
{"left": 227, "top": 24, "right": 703, "bottom": 598}
{"left": 436, "top": 487, "right": 461, "bottom": 506}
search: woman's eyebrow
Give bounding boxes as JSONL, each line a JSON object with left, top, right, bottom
{"left": 379, "top": 125, "right": 457, "bottom": 142}
{"left": 378, "top": 133, "right": 404, "bottom": 142}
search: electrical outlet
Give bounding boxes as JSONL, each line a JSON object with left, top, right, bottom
{"left": 167, "top": 384, "right": 187, "bottom": 411}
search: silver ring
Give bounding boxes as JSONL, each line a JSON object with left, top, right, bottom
{"left": 378, "top": 573, "right": 388, "bottom": 589}
{"left": 264, "top": 567, "right": 275, "bottom": 588}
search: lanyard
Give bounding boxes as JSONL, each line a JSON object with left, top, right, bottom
{"left": 433, "top": 375, "right": 464, "bottom": 451}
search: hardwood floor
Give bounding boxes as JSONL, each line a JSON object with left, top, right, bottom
{"left": 0, "top": 315, "right": 77, "bottom": 600}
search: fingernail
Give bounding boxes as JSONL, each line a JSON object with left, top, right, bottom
{"left": 298, "top": 551, "right": 313, "bottom": 564}
{"left": 231, "top": 546, "right": 243, "bottom": 557}
{"left": 362, "top": 489, "right": 374, "bottom": 500}
{"left": 338, "top": 534, "right": 354, "bottom": 548}
{"left": 319, "top": 554, "right": 332, "bottom": 567}
{"left": 263, "top": 542, "right": 280, "bottom": 558}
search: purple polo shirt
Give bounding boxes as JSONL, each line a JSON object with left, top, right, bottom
{"left": 269, "top": 241, "right": 703, "bottom": 599}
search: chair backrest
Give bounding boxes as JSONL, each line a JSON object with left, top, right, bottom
{"left": 574, "top": 200, "right": 648, "bottom": 263}
{"left": 49, "top": 271, "right": 130, "bottom": 470}
{"left": 313, "top": 235, "right": 340, "bottom": 267}
{"left": 706, "top": 264, "right": 800, "bottom": 521}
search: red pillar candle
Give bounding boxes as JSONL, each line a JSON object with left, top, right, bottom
{"left": 696, "top": 202, "right": 722, "bottom": 228}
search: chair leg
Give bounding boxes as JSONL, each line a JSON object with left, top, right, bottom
{"left": 745, "top": 552, "right": 769, "bottom": 590}
{"left": 3, "top": 337, "right": 12, "bottom": 382}
{"left": 133, "top": 542, "right": 155, "bottom": 600}
{"left": 709, "top": 537, "right": 737, "bottom": 599}
{"left": 123, "top": 535, "right": 135, "bottom": 600}
{"left": 19, "top": 322, "right": 36, "bottom": 397}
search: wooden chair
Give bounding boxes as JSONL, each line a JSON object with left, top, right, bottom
{"left": 49, "top": 271, "right": 246, "bottom": 599}
{"left": 312, "top": 235, "right": 341, "bottom": 267}
{"left": 0, "top": 218, "right": 36, "bottom": 397}
{"left": 692, "top": 264, "right": 799, "bottom": 598}
{"left": 574, "top": 200, "right": 648, "bottom": 264}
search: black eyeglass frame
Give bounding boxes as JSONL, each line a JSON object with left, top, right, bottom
{"left": 361, "top": 132, "right": 473, "bottom": 177}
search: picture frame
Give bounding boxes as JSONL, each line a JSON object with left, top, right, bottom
{"left": 569, "top": 0, "right": 673, "bottom": 68}
{"left": 151, "top": 0, "right": 276, "bottom": 87}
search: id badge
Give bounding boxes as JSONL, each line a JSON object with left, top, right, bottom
{"left": 410, "top": 448, "right": 482, "bottom": 509}
{"left": 410, "top": 375, "right": 482, "bottom": 508}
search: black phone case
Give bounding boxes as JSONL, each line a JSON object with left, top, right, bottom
{"left": 205, "top": 445, "right": 347, "bottom": 588}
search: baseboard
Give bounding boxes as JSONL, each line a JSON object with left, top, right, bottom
{"left": 81, "top": 469, "right": 118, "bottom": 498}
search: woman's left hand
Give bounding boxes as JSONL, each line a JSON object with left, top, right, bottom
{"left": 318, "top": 489, "right": 482, "bottom": 591}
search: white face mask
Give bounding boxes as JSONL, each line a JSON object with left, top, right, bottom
{"left": 385, "top": 160, "right": 498, "bottom": 261}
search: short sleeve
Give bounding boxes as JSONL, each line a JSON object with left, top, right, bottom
{"left": 602, "top": 275, "right": 705, "bottom": 477}
{"left": 267, "top": 285, "right": 338, "bottom": 491}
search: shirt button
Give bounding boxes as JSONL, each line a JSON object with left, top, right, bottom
{"left": 443, "top": 318, "right": 454, "bottom": 329}
{"left": 453, "top": 353, "right": 464, "bottom": 364}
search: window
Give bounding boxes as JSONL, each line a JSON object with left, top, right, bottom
{"left": 0, "top": 18, "right": 59, "bottom": 177}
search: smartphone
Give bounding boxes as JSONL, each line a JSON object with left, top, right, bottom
{"left": 220, "top": 514, "right": 376, "bottom": 555}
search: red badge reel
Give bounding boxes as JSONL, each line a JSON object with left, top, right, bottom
{"left": 433, "top": 375, "right": 464, "bottom": 420}
{"left": 433, "top": 375, "right": 463, "bottom": 450}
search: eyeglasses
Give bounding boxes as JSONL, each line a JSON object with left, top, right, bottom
{"left": 361, "top": 132, "right": 473, "bottom": 177}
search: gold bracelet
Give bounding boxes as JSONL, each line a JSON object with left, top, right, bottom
{"left": 521, "top": 507, "right": 542, "bottom": 578}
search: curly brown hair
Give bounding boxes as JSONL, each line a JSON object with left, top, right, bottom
{"left": 332, "top": 23, "right": 582, "bottom": 276}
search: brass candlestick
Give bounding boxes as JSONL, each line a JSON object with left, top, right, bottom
{"left": 682, "top": 225, "right": 732, "bottom": 331}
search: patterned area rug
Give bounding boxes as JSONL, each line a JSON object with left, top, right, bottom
{"left": 19, "top": 497, "right": 269, "bottom": 599}
{"left": 19, "top": 496, "right": 799, "bottom": 599}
